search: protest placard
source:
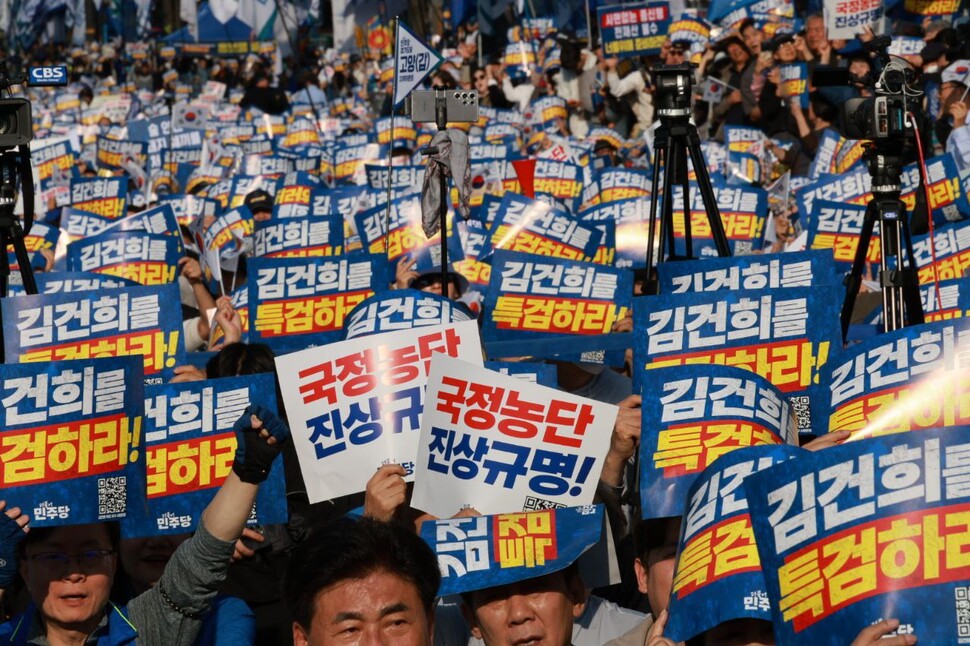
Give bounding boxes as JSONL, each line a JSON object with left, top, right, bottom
{"left": 639, "top": 364, "right": 800, "bottom": 519}
{"left": 665, "top": 444, "right": 803, "bottom": 641}
{"left": 0, "top": 356, "right": 145, "bottom": 526}
{"left": 420, "top": 505, "right": 604, "bottom": 595}
{"left": 745, "top": 427, "right": 970, "bottom": 644}
{"left": 276, "top": 320, "right": 482, "bottom": 502}
{"left": 411, "top": 355, "right": 618, "bottom": 517}
{"left": 123, "top": 374, "right": 287, "bottom": 538}
{"left": 2, "top": 281, "right": 185, "bottom": 384}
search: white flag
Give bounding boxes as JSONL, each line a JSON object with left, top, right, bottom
{"left": 180, "top": 0, "right": 198, "bottom": 41}
{"left": 700, "top": 77, "right": 729, "bottom": 104}
{"left": 393, "top": 20, "right": 443, "bottom": 107}
{"left": 172, "top": 103, "right": 211, "bottom": 131}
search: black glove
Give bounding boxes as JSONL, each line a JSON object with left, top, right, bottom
{"left": 231, "top": 405, "right": 290, "bottom": 484}
{"left": 0, "top": 507, "right": 27, "bottom": 588}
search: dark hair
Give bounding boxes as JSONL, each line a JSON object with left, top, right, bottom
{"left": 633, "top": 517, "right": 681, "bottom": 563}
{"left": 283, "top": 517, "right": 440, "bottom": 629}
{"left": 205, "top": 342, "right": 276, "bottom": 379}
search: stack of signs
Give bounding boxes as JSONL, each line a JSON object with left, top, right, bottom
{"left": 247, "top": 254, "right": 390, "bottom": 354}
{"left": 2, "top": 283, "right": 186, "bottom": 385}
{"left": 745, "top": 427, "right": 970, "bottom": 644}
{"left": 411, "top": 355, "right": 619, "bottom": 517}
{"left": 665, "top": 444, "right": 803, "bottom": 642}
{"left": 639, "top": 364, "right": 800, "bottom": 520}
{"left": 123, "top": 374, "right": 287, "bottom": 537}
{"left": 632, "top": 284, "right": 842, "bottom": 434}
{"left": 482, "top": 250, "right": 633, "bottom": 364}
{"left": 818, "top": 319, "right": 970, "bottom": 438}
{"left": 276, "top": 320, "right": 483, "bottom": 502}
{"left": 420, "top": 505, "right": 604, "bottom": 595}
{"left": 0, "top": 357, "right": 145, "bottom": 526}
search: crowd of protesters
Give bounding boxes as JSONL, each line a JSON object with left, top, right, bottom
{"left": 0, "top": 3, "right": 968, "bottom": 646}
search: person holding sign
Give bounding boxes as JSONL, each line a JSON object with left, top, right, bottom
{"left": 0, "top": 407, "right": 289, "bottom": 646}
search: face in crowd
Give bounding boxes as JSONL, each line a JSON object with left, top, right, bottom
{"left": 19, "top": 524, "right": 118, "bottom": 636}
{"left": 462, "top": 568, "right": 587, "bottom": 646}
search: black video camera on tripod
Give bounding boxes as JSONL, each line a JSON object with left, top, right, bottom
{"left": 814, "top": 36, "right": 929, "bottom": 340}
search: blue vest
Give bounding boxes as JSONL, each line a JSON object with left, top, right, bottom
{"left": 1, "top": 602, "right": 138, "bottom": 645}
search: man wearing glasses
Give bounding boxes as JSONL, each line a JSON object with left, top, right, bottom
{"left": 0, "top": 406, "right": 289, "bottom": 645}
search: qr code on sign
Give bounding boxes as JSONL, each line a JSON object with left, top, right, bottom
{"left": 956, "top": 586, "right": 970, "bottom": 642}
{"left": 98, "top": 477, "right": 127, "bottom": 519}
{"left": 523, "top": 496, "right": 566, "bottom": 511}
{"left": 789, "top": 396, "right": 812, "bottom": 432}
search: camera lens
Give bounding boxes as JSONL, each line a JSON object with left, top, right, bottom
{"left": 0, "top": 114, "right": 15, "bottom": 135}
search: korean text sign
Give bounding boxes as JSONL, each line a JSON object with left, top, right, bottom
{"left": 482, "top": 250, "right": 632, "bottom": 361}
{"left": 411, "top": 355, "right": 618, "bottom": 517}
{"left": 632, "top": 285, "right": 841, "bottom": 435}
{"left": 639, "top": 364, "right": 799, "bottom": 520}
{"left": 598, "top": 3, "right": 671, "bottom": 58}
{"left": 819, "top": 319, "right": 970, "bottom": 438}
{"left": 247, "top": 254, "right": 390, "bottom": 354}
{"left": 0, "top": 357, "right": 145, "bottom": 526}
{"left": 66, "top": 231, "right": 182, "bottom": 285}
{"left": 276, "top": 320, "right": 483, "bottom": 502}
{"left": 666, "top": 444, "right": 804, "bottom": 641}
{"left": 420, "top": 505, "right": 604, "bottom": 595}
{"left": 744, "top": 427, "right": 970, "bottom": 644}
{"left": 2, "top": 283, "right": 186, "bottom": 385}
{"left": 656, "top": 249, "right": 838, "bottom": 294}
{"left": 123, "top": 374, "right": 287, "bottom": 537}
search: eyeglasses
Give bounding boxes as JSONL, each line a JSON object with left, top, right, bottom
{"left": 27, "top": 550, "right": 115, "bottom": 576}
{"left": 474, "top": 74, "right": 486, "bottom": 81}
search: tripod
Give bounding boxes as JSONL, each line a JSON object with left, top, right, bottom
{"left": 840, "top": 147, "right": 923, "bottom": 340}
{"left": 0, "top": 148, "right": 39, "bottom": 363}
{"left": 644, "top": 65, "right": 731, "bottom": 294}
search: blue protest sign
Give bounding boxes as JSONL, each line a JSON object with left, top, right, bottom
{"left": 342, "top": 290, "right": 476, "bottom": 340}
{"left": 656, "top": 249, "right": 839, "bottom": 293}
{"left": 69, "top": 176, "right": 128, "bottom": 220}
{"left": 66, "top": 231, "right": 182, "bottom": 285}
{"left": 632, "top": 285, "right": 841, "bottom": 435}
{"left": 2, "top": 283, "right": 186, "bottom": 385}
{"left": 32, "top": 271, "right": 139, "bottom": 294}
{"left": 420, "top": 505, "right": 604, "bottom": 595}
{"left": 253, "top": 215, "right": 344, "bottom": 257}
{"left": 819, "top": 319, "right": 970, "bottom": 438}
{"left": 247, "top": 254, "right": 390, "bottom": 354}
{"left": 666, "top": 444, "right": 803, "bottom": 642}
{"left": 122, "top": 374, "right": 287, "bottom": 538}
{"left": 484, "top": 361, "right": 559, "bottom": 389}
{"left": 744, "top": 427, "right": 970, "bottom": 645}
{"left": 0, "top": 356, "right": 145, "bottom": 526}
{"left": 482, "top": 250, "right": 632, "bottom": 362}
{"left": 479, "top": 194, "right": 602, "bottom": 263}
{"left": 638, "top": 364, "right": 799, "bottom": 520}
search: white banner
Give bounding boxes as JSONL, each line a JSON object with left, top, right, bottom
{"left": 393, "top": 20, "right": 443, "bottom": 107}
{"left": 823, "top": 0, "right": 883, "bottom": 41}
{"left": 411, "top": 355, "right": 618, "bottom": 517}
{"left": 276, "top": 320, "right": 483, "bottom": 502}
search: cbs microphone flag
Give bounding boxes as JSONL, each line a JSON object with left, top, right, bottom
{"left": 393, "top": 20, "right": 443, "bottom": 108}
